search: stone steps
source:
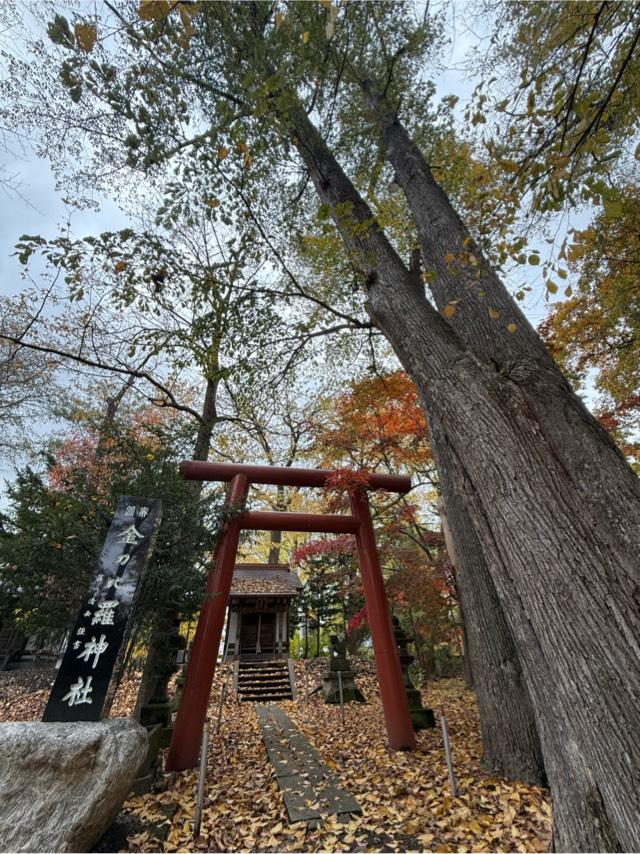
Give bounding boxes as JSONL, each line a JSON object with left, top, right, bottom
{"left": 237, "top": 660, "right": 293, "bottom": 702}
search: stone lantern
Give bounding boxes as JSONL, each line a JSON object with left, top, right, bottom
{"left": 392, "top": 616, "right": 435, "bottom": 729}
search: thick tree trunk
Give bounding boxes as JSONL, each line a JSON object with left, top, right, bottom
{"left": 365, "top": 86, "right": 640, "bottom": 538}
{"left": 286, "top": 103, "right": 640, "bottom": 850}
{"left": 267, "top": 485, "right": 287, "bottom": 563}
{"left": 416, "top": 351, "right": 640, "bottom": 852}
{"left": 460, "top": 619, "right": 474, "bottom": 690}
{"left": 289, "top": 101, "right": 545, "bottom": 785}
{"left": 438, "top": 422, "right": 545, "bottom": 784}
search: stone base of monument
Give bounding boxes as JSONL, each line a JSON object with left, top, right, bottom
{"left": 322, "top": 671, "right": 366, "bottom": 704}
{"left": 135, "top": 696, "right": 175, "bottom": 793}
{"left": 131, "top": 723, "right": 164, "bottom": 795}
{"left": 0, "top": 717, "right": 148, "bottom": 853}
{"left": 406, "top": 687, "right": 436, "bottom": 729}
{"left": 139, "top": 699, "right": 171, "bottom": 728}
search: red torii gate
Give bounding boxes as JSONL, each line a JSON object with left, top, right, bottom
{"left": 166, "top": 461, "right": 416, "bottom": 771}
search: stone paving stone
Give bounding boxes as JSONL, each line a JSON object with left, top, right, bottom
{"left": 256, "top": 704, "right": 362, "bottom": 824}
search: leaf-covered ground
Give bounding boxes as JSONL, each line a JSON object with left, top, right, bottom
{"left": 1, "top": 661, "right": 552, "bottom": 852}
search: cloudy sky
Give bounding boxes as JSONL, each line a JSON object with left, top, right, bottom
{"left": 0, "top": 1, "right": 591, "bottom": 500}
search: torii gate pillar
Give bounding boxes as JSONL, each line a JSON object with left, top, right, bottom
{"left": 349, "top": 489, "right": 416, "bottom": 751}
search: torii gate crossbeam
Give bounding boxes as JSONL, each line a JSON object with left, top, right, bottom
{"left": 165, "top": 462, "right": 416, "bottom": 771}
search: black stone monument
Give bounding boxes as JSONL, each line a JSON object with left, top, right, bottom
{"left": 42, "top": 496, "right": 162, "bottom": 722}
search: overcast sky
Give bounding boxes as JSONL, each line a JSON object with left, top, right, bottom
{"left": 0, "top": 1, "right": 592, "bottom": 502}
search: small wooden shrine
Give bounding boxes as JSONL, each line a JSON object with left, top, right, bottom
{"left": 223, "top": 563, "right": 303, "bottom": 660}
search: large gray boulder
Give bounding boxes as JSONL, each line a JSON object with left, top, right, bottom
{"left": 0, "top": 717, "right": 148, "bottom": 853}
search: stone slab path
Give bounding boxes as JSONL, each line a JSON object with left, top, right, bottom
{"left": 256, "top": 704, "right": 362, "bottom": 825}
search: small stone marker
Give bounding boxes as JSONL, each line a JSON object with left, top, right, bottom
{"left": 43, "top": 496, "right": 162, "bottom": 722}
{"left": 322, "top": 635, "right": 365, "bottom": 704}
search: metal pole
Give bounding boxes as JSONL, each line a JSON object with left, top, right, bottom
{"left": 338, "top": 669, "right": 345, "bottom": 725}
{"left": 440, "top": 714, "right": 458, "bottom": 797}
{"left": 167, "top": 473, "right": 249, "bottom": 771}
{"left": 349, "top": 490, "right": 416, "bottom": 750}
{"left": 193, "top": 720, "right": 210, "bottom": 840}
{"left": 215, "top": 676, "right": 228, "bottom": 734}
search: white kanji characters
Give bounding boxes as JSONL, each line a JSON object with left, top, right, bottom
{"left": 137, "top": 506, "right": 149, "bottom": 519}
{"left": 72, "top": 641, "right": 81, "bottom": 650}
{"left": 77, "top": 627, "right": 86, "bottom": 636}
{"left": 61, "top": 676, "right": 93, "bottom": 707}
{"left": 117, "top": 554, "right": 131, "bottom": 567}
{"left": 77, "top": 634, "right": 109, "bottom": 669}
{"left": 88, "top": 597, "right": 96, "bottom": 605}
{"left": 83, "top": 610, "right": 92, "bottom": 618}
{"left": 104, "top": 577, "right": 121, "bottom": 591}
{"left": 91, "top": 600, "right": 118, "bottom": 626}
{"left": 117, "top": 524, "right": 144, "bottom": 546}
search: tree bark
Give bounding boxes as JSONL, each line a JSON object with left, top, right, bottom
{"left": 438, "top": 433, "right": 545, "bottom": 785}
{"left": 288, "top": 101, "right": 546, "bottom": 785}
{"left": 267, "top": 484, "right": 287, "bottom": 563}
{"left": 286, "top": 102, "right": 640, "bottom": 850}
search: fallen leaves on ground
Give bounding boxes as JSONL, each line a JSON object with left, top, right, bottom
{"left": 0, "top": 667, "right": 142, "bottom": 722}
{"left": 1, "top": 661, "right": 552, "bottom": 851}
{"left": 126, "top": 661, "right": 551, "bottom": 852}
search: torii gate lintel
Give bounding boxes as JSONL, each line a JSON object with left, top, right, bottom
{"left": 165, "top": 462, "right": 416, "bottom": 771}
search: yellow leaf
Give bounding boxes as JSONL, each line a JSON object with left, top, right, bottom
{"left": 217, "top": 146, "right": 230, "bottom": 160}
{"left": 507, "top": 322, "right": 517, "bottom": 333}
{"left": 114, "top": 260, "right": 127, "bottom": 273}
{"left": 75, "top": 22, "right": 97, "bottom": 53}
{"left": 243, "top": 152, "right": 253, "bottom": 168}
{"left": 303, "top": 30, "right": 310, "bottom": 44}
{"left": 206, "top": 198, "right": 220, "bottom": 207}
{"left": 444, "top": 303, "right": 456, "bottom": 317}
{"left": 275, "top": 11, "right": 285, "bottom": 31}
{"left": 489, "top": 307, "right": 500, "bottom": 320}
{"left": 138, "top": 0, "right": 171, "bottom": 21}
{"left": 546, "top": 280, "right": 558, "bottom": 294}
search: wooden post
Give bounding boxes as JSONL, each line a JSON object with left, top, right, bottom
{"left": 167, "top": 474, "right": 249, "bottom": 770}
{"left": 349, "top": 490, "right": 416, "bottom": 750}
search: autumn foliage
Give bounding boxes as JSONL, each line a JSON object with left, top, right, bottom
{"left": 312, "top": 370, "right": 431, "bottom": 473}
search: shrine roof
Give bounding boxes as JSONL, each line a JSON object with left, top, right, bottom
{"left": 230, "top": 563, "right": 303, "bottom": 597}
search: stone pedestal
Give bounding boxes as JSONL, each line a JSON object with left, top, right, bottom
{"left": 322, "top": 635, "right": 365, "bottom": 704}
{"left": 0, "top": 718, "right": 148, "bottom": 853}
{"left": 393, "top": 617, "right": 435, "bottom": 730}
